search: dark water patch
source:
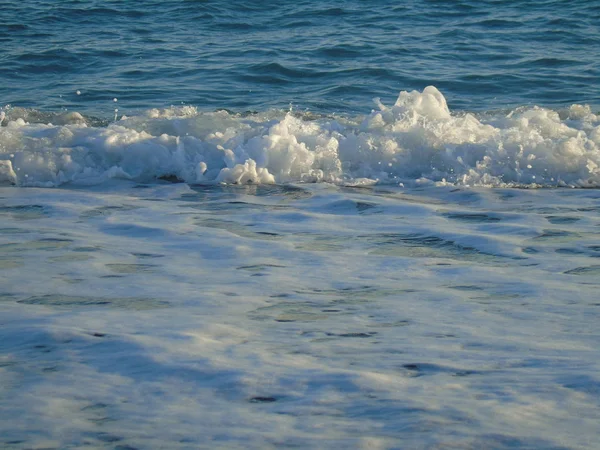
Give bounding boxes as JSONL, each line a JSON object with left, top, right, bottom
{"left": 100, "top": 223, "right": 166, "bottom": 238}
{"left": 105, "top": 263, "right": 158, "bottom": 274}
{"left": 577, "top": 206, "right": 600, "bottom": 212}
{"left": 0, "top": 238, "right": 73, "bottom": 253}
{"left": 447, "top": 284, "right": 485, "bottom": 291}
{"left": 511, "top": 57, "right": 583, "bottom": 69}
{"left": 512, "top": 205, "right": 576, "bottom": 215}
{"left": 237, "top": 263, "right": 286, "bottom": 272}
{"left": 249, "top": 396, "right": 277, "bottom": 403}
{"left": 555, "top": 248, "right": 585, "bottom": 255}
{"left": 564, "top": 265, "right": 600, "bottom": 276}
{"left": 369, "top": 319, "right": 412, "bottom": 328}
{"left": 20, "top": 295, "right": 111, "bottom": 307}
{"left": 73, "top": 246, "right": 102, "bottom": 252}
{"left": 472, "top": 18, "right": 524, "bottom": 29}
{"left": 533, "top": 229, "right": 573, "bottom": 239}
{"left": 251, "top": 285, "right": 394, "bottom": 322}
{"left": 521, "top": 246, "right": 539, "bottom": 254}
{"left": 327, "top": 332, "right": 377, "bottom": 338}
{"left": 293, "top": 233, "right": 349, "bottom": 252}
{"left": 496, "top": 190, "right": 518, "bottom": 201}
{"left": 315, "top": 199, "right": 382, "bottom": 215}
{"left": 196, "top": 218, "right": 282, "bottom": 241}
{"left": 204, "top": 200, "right": 288, "bottom": 214}
{"left": 0, "top": 255, "right": 23, "bottom": 269}
{"left": 33, "top": 344, "right": 52, "bottom": 352}
{"left": 214, "top": 21, "right": 254, "bottom": 31}
{"left": 95, "top": 433, "right": 123, "bottom": 443}
{"left": 248, "top": 61, "right": 322, "bottom": 80}
{"left": 242, "top": 184, "right": 312, "bottom": 200}
{"left": 81, "top": 402, "right": 109, "bottom": 412}
{"left": 157, "top": 174, "right": 184, "bottom": 183}
{"left": 401, "top": 363, "right": 480, "bottom": 378}
{"left": 49, "top": 253, "right": 94, "bottom": 263}
{"left": 131, "top": 252, "right": 164, "bottom": 259}
{"left": 249, "top": 302, "right": 330, "bottom": 323}
{"left": 530, "top": 229, "right": 581, "bottom": 244}
{"left": 80, "top": 204, "right": 139, "bottom": 219}
{"left": 317, "top": 45, "right": 369, "bottom": 58}
{"left": 432, "top": 333, "right": 457, "bottom": 339}
{"left": 0, "top": 227, "right": 31, "bottom": 234}
{"left": 364, "top": 232, "right": 510, "bottom": 264}
{"left": 294, "top": 285, "right": 382, "bottom": 299}
{"left": 180, "top": 200, "right": 250, "bottom": 213}
{"left": 87, "top": 416, "right": 117, "bottom": 426}
{"left": 255, "top": 231, "right": 281, "bottom": 237}
{"left": 470, "top": 434, "right": 571, "bottom": 450}
{"left": 0, "top": 293, "right": 19, "bottom": 302}
{"left": 0, "top": 204, "right": 48, "bottom": 220}
{"left": 442, "top": 212, "right": 501, "bottom": 223}
{"left": 2, "top": 23, "right": 28, "bottom": 32}
{"left": 18, "top": 294, "right": 168, "bottom": 310}
{"left": 445, "top": 189, "right": 485, "bottom": 206}
{"left": 560, "top": 374, "right": 600, "bottom": 396}
{"left": 546, "top": 215, "right": 581, "bottom": 224}
{"left": 183, "top": 184, "right": 312, "bottom": 206}
{"left": 469, "top": 291, "right": 523, "bottom": 304}
{"left": 247, "top": 295, "right": 377, "bottom": 322}
{"left": 356, "top": 201, "right": 381, "bottom": 214}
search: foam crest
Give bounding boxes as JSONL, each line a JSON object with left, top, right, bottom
{"left": 1, "top": 87, "right": 599, "bottom": 187}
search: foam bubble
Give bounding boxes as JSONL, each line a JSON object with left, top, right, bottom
{"left": 0, "top": 87, "right": 598, "bottom": 187}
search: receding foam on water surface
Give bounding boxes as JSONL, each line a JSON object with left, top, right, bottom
{"left": 1, "top": 86, "right": 599, "bottom": 188}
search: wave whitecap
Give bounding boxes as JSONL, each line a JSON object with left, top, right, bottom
{"left": 1, "top": 86, "right": 599, "bottom": 188}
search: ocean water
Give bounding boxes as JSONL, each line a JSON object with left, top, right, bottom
{"left": 1, "top": 1, "right": 600, "bottom": 449}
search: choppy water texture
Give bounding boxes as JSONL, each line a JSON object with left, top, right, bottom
{"left": 2, "top": 183, "right": 600, "bottom": 449}
{"left": 1, "top": 1, "right": 600, "bottom": 449}
{"left": 1, "top": 0, "right": 599, "bottom": 115}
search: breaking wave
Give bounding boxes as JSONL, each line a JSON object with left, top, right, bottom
{"left": 1, "top": 86, "right": 599, "bottom": 188}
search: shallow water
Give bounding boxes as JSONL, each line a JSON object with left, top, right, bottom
{"left": 2, "top": 0, "right": 600, "bottom": 448}
{"left": 2, "top": 183, "right": 600, "bottom": 448}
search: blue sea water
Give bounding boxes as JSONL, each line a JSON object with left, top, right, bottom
{"left": 1, "top": 2, "right": 600, "bottom": 449}
{"left": 1, "top": 0, "right": 599, "bottom": 116}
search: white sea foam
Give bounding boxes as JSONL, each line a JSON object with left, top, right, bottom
{"left": 1, "top": 86, "right": 599, "bottom": 187}
{"left": 2, "top": 182, "right": 600, "bottom": 448}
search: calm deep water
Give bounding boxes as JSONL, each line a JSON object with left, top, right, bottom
{"left": 1, "top": 1, "right": 600, "bottom": 449}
